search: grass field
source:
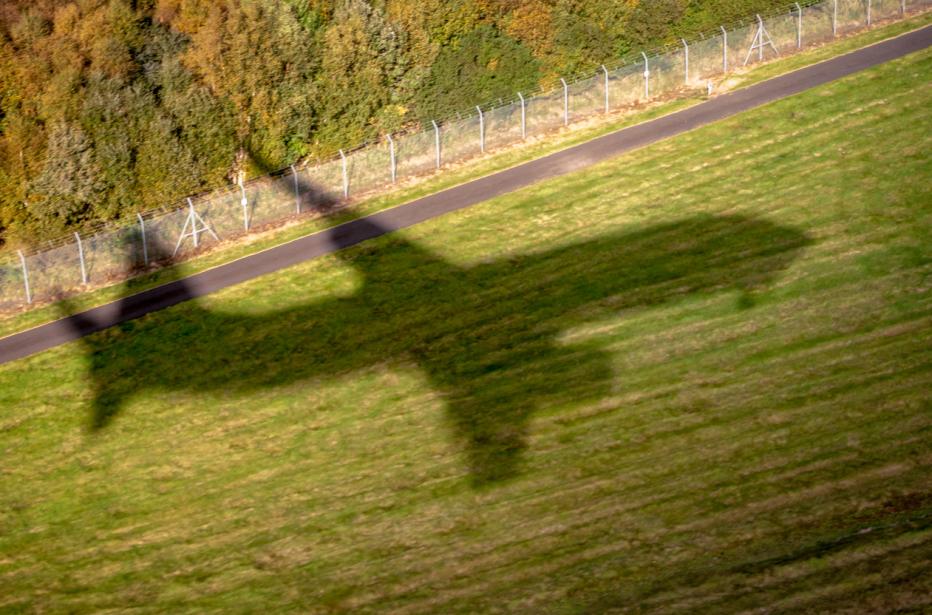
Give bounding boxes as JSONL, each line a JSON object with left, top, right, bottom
{"left": 1, "top": 44, "right": 931, "bottom": 614}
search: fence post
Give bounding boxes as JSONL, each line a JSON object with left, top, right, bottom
{"left": 75, "top": 232, "right": 88, "bottom": 285}
{"left": 682, "top": 39, "right": 689, "bottom": 84}
{"left": 641, "top": 52, "right": 650, "bottom": 99}
{"left": 795, "top": 2, "right": 803, "bottom": 48}
{"left": 238, "top": 177, "right": 249, "bottom": 232}
{"left": 339, "top": 149, "right": 348, "bottom": 199}
{"left": 290, "top": 164, "right": 300, "bottom": 214}
{"left": 477, "top": 105, "right": 485, "bottom": 153}
{"left": 833, "top": 0, "right": 838, "bottom": 37}
{"left": 867, "top": 0, "right": 871, "bottom": 26}
{"left": 431, "top": 120, "right": 441, "bottom": 169}
{"left": 601, "top": 65, "right": 609, "bottom": 113}
{"left": 137, "top": 213, "right": 148, "bottom": 266}
{"left": 387, "top": 133, "right": 396, "bottom": 183}
{"left": 721, "top": 26, "right": 728, "bottom": 73}
{"left": 901, "top": 0, "right": 905, "bottom": 16}
{"left": 560, "top": 78, "right": 569, "bottom": 126}
{"left": 517, "top": 93, "right": 526, "bottom": 138}
{"left": 17, "top": 249, "right": 31, "bottom": 305}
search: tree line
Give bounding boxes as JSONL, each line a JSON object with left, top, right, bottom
{"left": 0, "top": 0, "right": 791, "bottom": 245}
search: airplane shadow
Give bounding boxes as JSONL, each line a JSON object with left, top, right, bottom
{"left": 60, "top": 181, "right": 811, "bottom": 487}
{"left": 62, "top": 209, "right": 808, "bottom": 487}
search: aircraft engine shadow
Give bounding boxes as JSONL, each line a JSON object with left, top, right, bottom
{"left": 61, "top": 198, "right": 810, "bottom": 486}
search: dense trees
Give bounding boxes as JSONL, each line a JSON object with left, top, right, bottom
{"left": 314, "top": 0, "right": 407, "bottom": 152}
{"left": 416, "top": 25, "right": 539, "bottom": 120}
{"left": 0, "top": 0, "right": 793, "bottom": 244}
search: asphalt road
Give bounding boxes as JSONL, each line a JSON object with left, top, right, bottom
{"left": 2, "top": 24, "right": 930, "bottom": 365}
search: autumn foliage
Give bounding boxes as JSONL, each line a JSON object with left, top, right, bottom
{"left": 0, "top": 0, "right": 791, "bottom": 244}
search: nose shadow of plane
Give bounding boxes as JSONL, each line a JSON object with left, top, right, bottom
{"left": 59, "top": 174, "right": 811, "bottom": 487}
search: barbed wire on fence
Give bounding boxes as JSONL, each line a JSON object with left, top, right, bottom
{"left": 0, "top": 0, "right": 925, "bottom": 312}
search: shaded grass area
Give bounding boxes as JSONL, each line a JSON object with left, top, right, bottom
{"left": 1, "top": 11, "right": 929, "bottom": 339}
{"left": 0, "top": 47, "right": 931, "bottom": 613}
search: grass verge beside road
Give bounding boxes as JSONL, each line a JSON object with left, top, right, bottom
{"left": 0, "top": 43, "right": 930, "bottom": 612}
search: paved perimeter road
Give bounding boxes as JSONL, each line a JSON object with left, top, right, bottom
{"left": 2, "top": 25, "right": 930, "bottom": 365}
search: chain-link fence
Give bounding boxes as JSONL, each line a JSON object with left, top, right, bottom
{"left": 1, "top": 0, "right": 926, "bottom": 312}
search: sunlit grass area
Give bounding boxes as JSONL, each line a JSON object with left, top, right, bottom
{"left": 0, "top": 45, "right": 930, "bottom": 613}
{"left": 1, "top": 11, "right": 929, "bottom": 339}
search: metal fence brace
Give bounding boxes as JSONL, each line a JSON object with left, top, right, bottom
{"left": 744, "top": 14, "right": 779, "bottom": 65}
{"left": 173, "top": 198, "right": 219, "bottom": 257}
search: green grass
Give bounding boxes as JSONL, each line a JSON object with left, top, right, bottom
{"left": 1, "top": 43, "right": 931, "bottom": 615}
{"left": 1, "top": 10, "right": 929, "bottom": 339}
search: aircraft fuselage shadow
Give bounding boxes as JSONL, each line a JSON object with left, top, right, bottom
{"left": 63, "top": 212, "right": 810, "bottom": 486}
